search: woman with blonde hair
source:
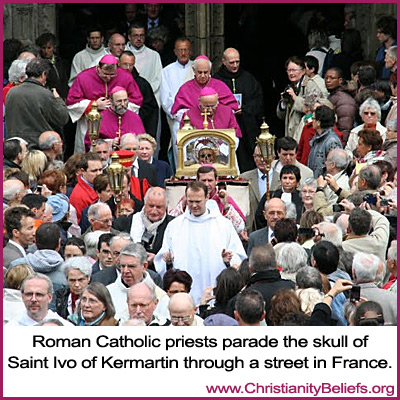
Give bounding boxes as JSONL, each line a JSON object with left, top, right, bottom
{"left": 3, "top": 263, "right": 34, "bottom": 324}
{"left": 21, "top": 149, "right": 48, "bottom": 191}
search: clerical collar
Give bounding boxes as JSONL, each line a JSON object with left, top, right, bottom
{"left": 177, "top": 60, "right": 190, "bottom": 68}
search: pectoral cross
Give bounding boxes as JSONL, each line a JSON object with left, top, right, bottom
{"left": 117, "top": 115, "right": 122, "bottom": 140}
{"left": 105, "top": 82, "right": 108, "bottom": 98}
{"left": 201, "top": 109, "right": 211, "bottom": 129}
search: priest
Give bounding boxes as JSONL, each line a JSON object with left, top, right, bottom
{"left": 84, "top": 86, "right": 146, "bottom": 151}
{"left": 180, "top": 87, "right": 242, "bottom": 139}
{"left": 66, "top": 54, "right": 143, "bottom": 153}
{"left": 214, "top": 48, "right": 264, "bottom": 172}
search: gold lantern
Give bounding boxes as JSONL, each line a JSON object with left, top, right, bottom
{"left": 106, "top": 152, "right": 124, "bottom": 211}
{"left": 86, "top": 101, "right": 102, "bottom": 148}
{"left": 181, "top": 114, "right": 194, "bottom": 131}
{"left": 256, "top": 119, "right": 276, "bottom": 200}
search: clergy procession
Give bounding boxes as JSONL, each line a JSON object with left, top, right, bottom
{"left": 3, "top": 4, "right": 397, "bottom": 327}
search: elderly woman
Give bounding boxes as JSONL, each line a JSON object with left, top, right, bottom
{"left": 345, "top": 97, "right": 387, "bottom": 155}
{"left": 308, "top": 105, "right": 343, "bottom": 178}
{"left": 3, "top": 58, "right": 30, "bottom": 103}
{"left": 300, "top": 178, "right": 317, "bottom": 213}
{"left": 69, "top": 282, "right": 118, "bottom": 326}
{"left": 55, "top": 256, "right": 92, "bottom": 319}
{"left": 137, "top": 134, "right": 172, "bottom": 187}
{"left": 295, "top": 266, "right": 324, "bottom": 316}
{"left": 3, "top": 264, "right": 34, "bottom": 324}
{"left": 277, "top": 56, "right": 306, "bottom": 139}
{"left": 276, "top": 242, "right": 309, "bottom": 283}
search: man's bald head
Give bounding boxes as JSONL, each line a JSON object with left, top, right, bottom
{"left": 222, "top": 47, "right": 240, "bottom": 74}
{"left": 263, "top": 198, "right": 286, "bottom": 230}
{"left": 193, "top": 58, "right": 211, "bottom": 86}
{"left": 108, "top": 33, "right": 126, "bottom": 58}
{"left": 3, "top": 179, "right": 26, "bottom": 203}
{"left": 120, "top": 133, "right": 138, "bottom": 151}
{"left": 168, "top": 293, "right": 196, "bottom": 326}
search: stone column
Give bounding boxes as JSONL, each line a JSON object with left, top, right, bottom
{"left": 3, "top": 3, "right": 57, "bottom": 44}
{"left": 185, "top": 4, "right": 225, "bottom": 70}
{"left": 355, "top": 3, "right": 397, "bottom": 59}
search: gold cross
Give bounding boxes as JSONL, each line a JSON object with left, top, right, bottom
{"left": 117, "top": 115, "right": 122, "bottom": 139}
{"left": 201, "top": 109, "right": 211, "bottom": 129}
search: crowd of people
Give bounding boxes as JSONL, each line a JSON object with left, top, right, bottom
{"left": 3, "top": 6, "right": 397, "bottom": 327}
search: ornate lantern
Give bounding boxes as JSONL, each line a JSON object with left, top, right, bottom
{"left": 256, "top": 119, "right": 276, "bottom": 200}
{"left": 105, "top": 152, "right": 124, "bottom": 210}
{"left": 86, "top": 101, "right": 102, "bottom": 147}
{"left": 181, "top": 114, "right": 194, "bottom": 131}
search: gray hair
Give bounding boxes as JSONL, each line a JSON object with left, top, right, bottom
{"left": 84, "top": 230, "right": 107, "bottom": 259}
{"left": 326, "top": 149, "right": 350, "bottom": 171}
{"left": 386, "top": 45, "right": 397, "bottom": 60}
{"left": 249, "top": 244, "right": 277, "bottom": 273}
{"left": 387, "top": 240, "right": 397, "bottom": 261}
{"left": 21, "top": 273, "right": 53, "bottom": 295}
{"left": 93, "top": 138, "right": 108, "bottom": 147}
{"left": 128, "top": 280, "right": 157, "bottom": 301}
{"left": 192, "top": 58, "right": 212, "bottom": 71}
{"left": 277, "top": 242, "right": 308, "bottom": 276}
{"left": 359, "top": 98, "right": 381, "bottom": 121}
{"left": 137, "top": 133, "right": 156, "bottom": 149}
{"left": 317, "top": 222, "right": 343, "bottom": 247}
{"left": 38, "top": 132, "right": 60, "bottom": 150}
{"left": 300, "top": 177, "right": 317, "bottom": 190}
{"left": 88, "top": 203, "right": 111, "bottom": 221}
{"left": 8, "top": 59, "right": 29, "bottom": 83}
{"left": 3, "top": 179, "right": 25, "bottom": 202}
{"left": 120, "top": 243, "right": 148, "bottom": 265}
{"left": 144, "top": 186, "right": 167, "bottom": 207}
{"left": 352, "top": 252, "right": 380, "bottom": 283}
{"left": 295, "top": 288, "right": 324, "bottom": 315}
{"left": 109, "top": 233, "right": 132, "bottom": 247}
{"left": 168, "top": 292, "right": 196, "bottom": 310}
{"left": 296, "top": 266, "right": 323, "bottom": 291}
{"left": 285, "top": 202, "right": 297, "bottom": 220}
{"left": 264, "top": 198, "right": 287, "bottom": 212}
{"left": 37, "top": 319, "right": 64, "bottom": 326}
{"left": 386, "top": 118, "right": 397, "bottom": 132}
{"left": 120, "top": 133, "right": 137, "bottom": 149}
{"left": 62, "top": 256, "right": 92, "bottom": 278}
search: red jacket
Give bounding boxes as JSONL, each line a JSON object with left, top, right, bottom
{"left": 69, "top": 175, "right": 98, "bottom": 222}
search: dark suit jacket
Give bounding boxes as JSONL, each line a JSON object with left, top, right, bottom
{"left": 138, "top": 158, "right": 158, "bottom": 187}
{"left": 247, "top": 227, "right": 270, "bottom": 257}
{"left": 151, "top": 158, "right": 172, "bottom": 187}
{"left": 91, "top": 260, "right": 101, "bottom": 275}
{"left": 132, "top": 67, "right": 159, "bottom": 138}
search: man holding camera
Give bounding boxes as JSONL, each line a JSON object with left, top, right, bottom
{"left": 127, "top": 187, "right": 174, "bottom": 269}
{"left": 313, "top": 149, "right": 350, "bottom": 216}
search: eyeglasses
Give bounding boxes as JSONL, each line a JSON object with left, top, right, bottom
{"left": 363, "top": 111, "right": 377, "bottom": 116}
{"left": 22, "top": 292, "right": 48, "bottom": 300}
{"left": 132, "top": 34, "right": 145, "bottom": 38}
{"left": 170, "top": 315, "right": 192, "bottom": 324}
{"left": 301, "top": 189, "right": 316, "bottom": 194}
{"left": 286, "top": 68, "right": 303, "bottom": 73}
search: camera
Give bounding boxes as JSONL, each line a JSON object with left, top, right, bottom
{"left": 297, "top": 227, "right": 314, "bottom": 236}
{"left": 141, "top": 230, "right": 155, "bottom": 251}
{"left": 332, "top": 204, "right": 345, "bottom": 212}
{"left": 281, "top": 86, "right": 293, "bottom": 103}
{"left": 363, "top": 193, "right": 377, "bottom": 205}
{"left": 380, "top": 198, "right": 390, "bottom": 206}
{"left": 350, "top": 285, "right": 361, "bottom": 302}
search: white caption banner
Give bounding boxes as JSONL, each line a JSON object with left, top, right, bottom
{"left": 3, "top": 327, "right": 397, "bottom": 398}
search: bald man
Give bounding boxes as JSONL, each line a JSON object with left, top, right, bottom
{"left": 38, "top": 131, "right": 63, "bottom": 162}
{"left": 180, "top": 87, "right": 242, "bottom": 139}
{"left": 168, "top": 293, "right": 204, "bottom": 326}
{"left": 214, "top": 48, "right": 264, "bottom": 173}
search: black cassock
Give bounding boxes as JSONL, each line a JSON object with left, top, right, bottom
{"left": 214, "top": 65, "right": 264, "bottom": 173}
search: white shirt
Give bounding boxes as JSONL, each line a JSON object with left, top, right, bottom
{"left": 257, "top": 169, "right": 267, "bottom": 199}
{"left": 125, "top": 43, "right": 163, "bottom": 105}
{"left": 6, "top": 310, "right": 72, "bottom": 326}
{"left": 160, "top": 60, "right": 194, "bottom": 118}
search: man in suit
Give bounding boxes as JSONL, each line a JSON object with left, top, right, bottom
{"left": 4, "top": 207, "right": 36, "bottom": 269}
{"left": 91, "top": 233, "right": 115, "bottom": 275}
{"left": 270, "top": 137, "right": 313, "bottom": 192}
{"left": 247, "top": 198, "right": 286, "bottom": 257}
{"left": 240, "top": 144, "right": 270, "bottom": 232}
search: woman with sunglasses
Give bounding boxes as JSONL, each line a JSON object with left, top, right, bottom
{"left": 345, "top": 97, "right": 387, "bottom": 156}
